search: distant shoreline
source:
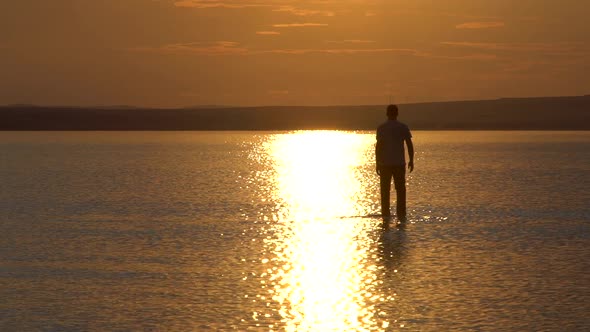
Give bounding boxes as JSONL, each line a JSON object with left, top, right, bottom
{"left": 2, "top": 95, "right": 589, "bottom": 131}
{"left": 2, "top": 129, "right": 589, "bottom": 132}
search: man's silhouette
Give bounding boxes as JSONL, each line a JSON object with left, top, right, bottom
{"left": 376, "top": 104, "right": 414, "bottom": 222}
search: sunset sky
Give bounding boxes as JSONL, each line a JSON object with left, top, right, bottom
{"left": 1, "top": 0, "right": 589, "bottom": 107}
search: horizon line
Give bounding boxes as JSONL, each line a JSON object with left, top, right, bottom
{"left": 1, "top": 94, "right": 589, "bottom": 110}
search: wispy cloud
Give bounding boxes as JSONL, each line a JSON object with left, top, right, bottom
{"left": 390, "top": 9, "right": 500, "bottom": 20}
{"left": 130, "top": 41, "right": 248, "bottom": 55}
{"left": 174, "top": 0, "right": 335, "bottom": 17}
{"left": 501, "top": 60, "right": 551, "bottom": 72}
{"left": 433, "top": 53, "right": 498, "bottom": 61}
{"left": 441, "top": 41, "right": 588, "bottom": 54}
{"left": 131, "top": 40, "right": 509, "bottom": 61}
{"left": 272, "top": 23, "right": 328, "bottom": 28}
{"left": 456, "top": 21, "right": 505, "bottom": 29}
{"left": 259, "top": 48, "right": 424, "bottom": 55}
{"left": 174, "top": 0, "right": 269, "bottom": 8}
{"left": 268, "top": 89, "right": 289, "bottom": 95}
{"left": 131, "top": 42, "right": 428, "bottom": 57}
{"left": 326, "top": 40, "right": 376, "bottom": 44}
{"left": 273, "top": 6, "right": 334, "bottom": 17}
{"left": 256, "top": 31, "right": 281, "bottom": 35}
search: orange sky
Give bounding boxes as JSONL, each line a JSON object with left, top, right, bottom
{"left": 1, "top": 0, "right": 589, "bottom": 107}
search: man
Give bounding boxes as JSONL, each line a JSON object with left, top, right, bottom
{"left": 376, "top": 104, "right": 414, "bottom": 222}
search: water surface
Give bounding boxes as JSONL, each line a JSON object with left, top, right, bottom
{"left": 1, "top": 131, "right": 589, "bottom": 331}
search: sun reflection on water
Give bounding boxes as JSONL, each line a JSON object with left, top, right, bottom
{"left": 256, "top": 131, "right": 391, "bottom": 331}
{"left": 269, "top": 131, "right": 371, "bottom": 220}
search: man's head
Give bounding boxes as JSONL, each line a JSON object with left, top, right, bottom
{"left": 386, "top": 104, "right": 398, "bottom": 119}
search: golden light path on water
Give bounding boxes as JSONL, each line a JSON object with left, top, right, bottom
{"left": 255, "top": 131, "right": 393, "bottom": 331}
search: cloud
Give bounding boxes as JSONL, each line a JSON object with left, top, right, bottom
{"left": 259, "top": 48, "right": 424, "bottom": 55}
{"left": 130, "top": 40, "right": 508, "bottom": 66}
{"left": 173, "top": 0, "right": 269, "bottom": 8}
{"left": 132, "top": 42, "right": 498, "bottom": 62}
{"left": 273, "top": 6, "right": 334, "bottom": 17}
{"left": 173, "top": 0, "right": 335, "bottom": 17}
{"left": 455, "top": 21, "right": 505, "bottom": 29}
{"left": 501, "top": 60, "right": 550, "bottom": 73}
{"left": 272, "top": 23, "right": 328, "bottom": 28}
{"left": 390, "top": 9, "right": 500, "bottom": 20}
{"left": 131, "top": 41, "right": 428, "bottom": 56}
{"left": 132, "top": 41, "right": 502, "bottom": 61}
{"left": 268, "top": 90, "right": 289, "bottom": 95}
{"left": 441, "top": 41, "right": 588, "bottom": 54}
{"left": 130, "top": 41, "right": 248, "bottom": 55}
{"left": 256, "top": 31, "right": 281, "bottom": 35}
{"left": 326, "top": 40, "right": 376, "bottom": 44}
{"left": 433, "top": 53, "right": 498, "bottom": 61}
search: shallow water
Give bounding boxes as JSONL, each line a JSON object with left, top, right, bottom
{"left": 1, "top": 131, "right": 589, "bottom": 331}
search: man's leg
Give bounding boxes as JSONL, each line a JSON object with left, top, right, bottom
{"left": 379, "top": 166, "right": 393, "bottom": 217}
{"left": 392, "top": 165, "right": 407, "bottom": 220}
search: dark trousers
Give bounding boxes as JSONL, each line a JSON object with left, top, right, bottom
{"left": 379, "top": 165, "right": 406, "bottom": 218}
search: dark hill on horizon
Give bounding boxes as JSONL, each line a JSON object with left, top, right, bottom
{"left": 1, "top": 95, "right": 589, "bottom": 130}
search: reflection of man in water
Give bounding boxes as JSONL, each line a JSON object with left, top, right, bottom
{"left": 376, "top": 104, "right": 414, "bottom": 222}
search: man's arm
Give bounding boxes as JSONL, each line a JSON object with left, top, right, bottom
{"left": 375, "top": 139, "right": 382, "bottom": 175}
{"left": 406, "top": 137, "right": 414, "bottom": 172}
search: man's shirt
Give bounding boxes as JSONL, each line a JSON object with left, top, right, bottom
{"left": 376, "top": 120, "right": 412, "bottom": 166}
